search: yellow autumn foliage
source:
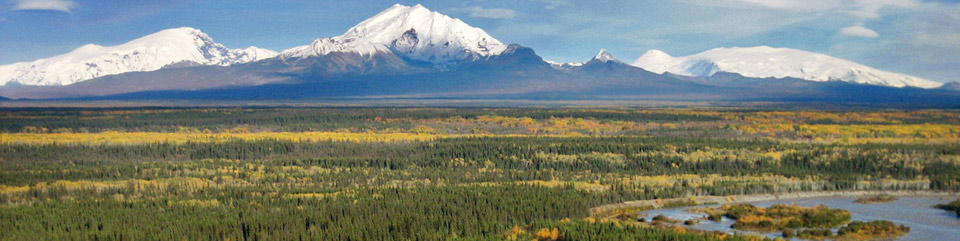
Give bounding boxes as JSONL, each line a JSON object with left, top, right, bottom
{"left": 736, "top": 122, "right": 959, "bottom": 144}
{"left": 175, "top": 199, "right": 221, "bottom": 208}
{"left": 518, "top": 180, "right": 608, "bottom": 192}
{"left": 535, "top": 227, "right": 561, "bottom": 241}
{"left": 0, "top": 131, "right": 445, "bottom": 145}
{"left": 505, "top": 225, "right": 526, "bottom": 241}
{"left": 284, "top": 191, "right": 355, "bottom": 200}
{"left": 1, "top": 177, "right": 217, "bottom": 204}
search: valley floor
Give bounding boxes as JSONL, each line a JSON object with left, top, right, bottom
{"left": 592, "top": 190, "right": 960, "bottom": 219}
{"left": 1, "top": 107, "right": 958, "bottom": 240}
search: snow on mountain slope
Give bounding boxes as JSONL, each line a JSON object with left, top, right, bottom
{"left": 0, "top": 27, "right": 278, "bottom": 86}
{"left": 545, "top": 60, "right": 583, "bottom": 69}
{"left": 233, "top": 46, "right": 280, "bottom": 63}
{"left": 632, "top": 46, "right": 943, "bottom": 88}
{"left": 546, "top": 49, "right": 621, "bottom": 69}
{"left": 281, "top": 4, "right": 507, "bottom": 67}
{"left": 592, "top": 49, "right": 619, "bottom": 63}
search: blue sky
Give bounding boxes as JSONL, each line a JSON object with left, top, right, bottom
{"left": 1, "top": 0, "right": 958, "bottom": 83}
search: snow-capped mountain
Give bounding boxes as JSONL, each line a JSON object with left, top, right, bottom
{"left": 546, "top": 49, "right": 620, "bottom": 69}
{"left": 632, "top": 46, "right": 943, "bottom": 88}
{"left": 280, "top": 4, "right": 507, "bottom": 67}
{"left": 0, "top": 27, "right": 277, "bottom": 86}
{"left": 545, "top": 60, "right": 583, "bottom": 69}
{"left": 2, "top": 4, "right": 956, "bottom": 104}
{"left": 592, "top": 49, "right": 619, "bottom": 63}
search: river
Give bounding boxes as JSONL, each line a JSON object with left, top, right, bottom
{"left": 641, "top": 196, "right": 960, "bottom": 240}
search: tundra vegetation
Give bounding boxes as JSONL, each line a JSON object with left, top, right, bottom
{"left": 693, "top": 203, "right": 911, "bottom": 239}
{"left": 853, "top": 194, "right": 898, "bottom": 204}
{"left": 693, "top": 204, "right": 852, "bottom": 232}
{"left": 0, "top": 107, "right": 957, "bottom": 240}
{"left": 792, "top": 220, "right": 910, "bottom": 240}
{"left": 935, "top": 198, "right": 960, "bottom": 218}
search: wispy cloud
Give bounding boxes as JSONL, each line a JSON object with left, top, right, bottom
{"left": 449, "top": 6, "right": 516, "bottom": 19}
{"left": 692, "top": 0, "right": 921, "bottom": 19}
{"left": 734, "top": 0, "right": 840, "bottom": 11}
{"left": 842, "top": 0, "right": 917, "bottom": 19}
{"left": 734, "top": 0, "right": 918, "bottom": 17}
{"left": 11, "top": 0, "right": 77, "bottom": 13}
{"left": 536, "top": 0, "right": 573, "bottom": 9}
{"left": 681, "top": 0, "right": 922, "bottom": 38}
{"left": 826, "top": 3, "right": 960, "bottom": 82}
{"left": 840, "top": 24, "right": 879, "bottom": 38}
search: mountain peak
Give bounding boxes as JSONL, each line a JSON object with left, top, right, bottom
{"left": 0, "top": 27, "right": 277, "bottom": 86}
{"left": 142, "top": 27, "right": 208, "bottom": 40}
{"left": 592, "top": 49, "right": 619, "bottom": 63}
{"left": 389, "top": 3, "right": 426, "bottom": 9}
{"left": 125, "top": 27, "right": 213, "bottom": 48}
{"left": 160, "top": 26, "right": 202, "bottom": 34}
{"left": 631, "top": 46, "right": 943, "bottom": 89}
{"left": 281, "top": 4, "right": 507, "bottom": 66}
{"left": 633, "top": 49, "right": 683, "bottom": 75}
{"left": 640, "top": 49, "right": 672, "bottom": 59}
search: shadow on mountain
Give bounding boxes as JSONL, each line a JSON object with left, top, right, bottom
{"left": 2, "top": 45, "right": 957, "bottom": 108}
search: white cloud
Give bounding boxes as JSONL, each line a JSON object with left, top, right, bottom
{"left": 449, "top": 6, "right": 516, "bottom": 19}
{"left": 12, "top": 0, "right": 76, "bottom": 13}
{"left": 840, "top": 24, "right": 879, "bottom": 38}
{"left": 827, "top": 3, "right": 960, "bottom": 83}
{"left": 845, "top": 0, "right": 917, "bottom": 19}
{"left": 733, "top": 0, "right": 918, "bottom": 19}
{"left": 684, "top": 0, "right": 920, "bottom": 20}
{"left": 680, "top": 0, "right": 919, "bottom": 39}
{"left": 536, "top": 0, "right": 573, "bottom": 10}
{"left": 735, "top": 0, "right": 840, "bottom": 11}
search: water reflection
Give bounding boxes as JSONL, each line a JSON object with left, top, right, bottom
{"left": 641, "top": 196, "right": 960, "bottom": 241}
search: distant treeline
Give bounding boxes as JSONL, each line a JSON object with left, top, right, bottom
{"left": 0, "top": 107, "right": 724, "bottom": 133}
{"left": 4, "top": 136, "right": 957, "bottom": 190}
{"left": 3, "top": 107, "right": 957, "bottom": 134}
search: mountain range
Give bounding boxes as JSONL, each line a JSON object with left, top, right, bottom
{"left": 0, "top": 27, "right": 277, "bottom": 87}
{"left": 0, "top": 4, "right": 957, "bottom": 106}
{"left": 632, "top": 47, "right": 943, "bottom": 88}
